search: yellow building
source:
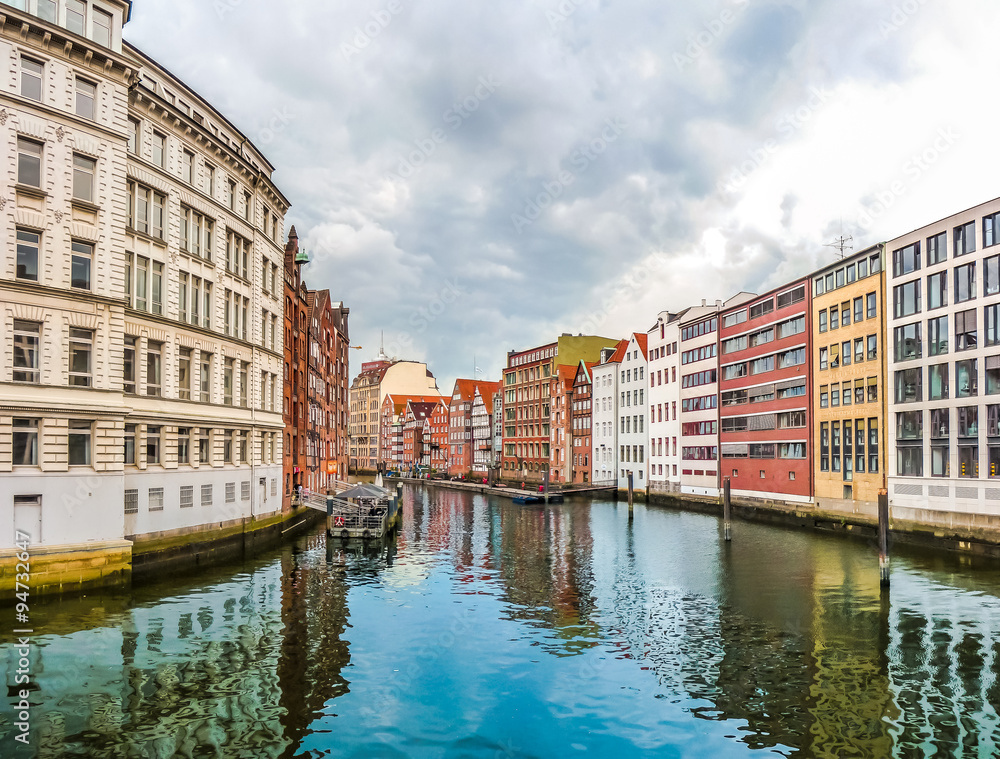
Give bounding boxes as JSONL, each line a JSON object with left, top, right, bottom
{"left": 811, "top": 245, "right": 887, "bottom": 514}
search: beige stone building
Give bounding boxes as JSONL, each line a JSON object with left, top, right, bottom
{"left": 348, "top": 354, "right": 440, "bottom": 472}
{"left": 0, "top": 0, "right": 288, "bottom": 585}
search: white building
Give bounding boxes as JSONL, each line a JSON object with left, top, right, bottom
{"left": 1, "top": 1, "right": 287, "bottom": 578}
{"left": 617, "top": 333, "right": 649, "bottom": 491}
{"left": 887, "top": 196, "right": 1000, "bottom": 530}
{"left": 648, "top": 312, "right": 683, "bottom": 492}
{"left": 680, "top": 296, "right": 754, "bottom": 497}
{"left": 471, "top": 386, "right": 493, "bottom": 474}
{"left": 591, "top": 341, "right": 626, "bottom": 483}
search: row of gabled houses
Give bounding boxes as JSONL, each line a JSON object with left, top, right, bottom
{"left": 381, "top": 195, "right": 1000, "bottom": 535}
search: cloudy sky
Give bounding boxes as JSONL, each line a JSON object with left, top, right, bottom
{"left": 126, "top": 0, "right": 998, "bottom": 391}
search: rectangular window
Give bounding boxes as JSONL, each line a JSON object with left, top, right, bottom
{"left": 955, "top": 262, "right": 976, "bottom": 303}
{"left": 124, "top": 424, "right": 136, "bottom": 465}
{"left": 928, "top": 315, "right": 948, "bottom": 356}
{"left": 127, "top": 117, "right": 140, "bottom": 155}
{"left": 830, "top": 307, "right": 839, "bottom": 330}
{"left": 959, "top": 445, "right": 979, "bottom": 479}
{"left": 123, "top": 335, "right": 136, "bottom": 394}
{"left": 842, "top": 301, "right": 851, "bottom": 327}
{"left": 16, "top": 229, "right": 39, "bottom": 281}
{"left": 987, "top": 305, "right": 1000, "bottom": 347}
{"left": 68, "top": 420, "right": 91, "bottom": 466}
{"left": 182, "top": 149, "right": 194, "bottom": 184}
{"left": 897, "top": 446, "right": 922, "bottom": 477}
{"left": 93, "top": 7, "right": 113, "bottom": 46}
{"left": 224, "top": 358, "right": 234, "bottom": 406}
{"left": 199, "top": 353, "right": 212, "bottom": 403}
{"left": 180, "top": 485, "right": 194, "bottom": 508}
{"left": 955, "top": 221, "right": 976, "bottom": 257}
{"left": 75, "top": 77, "right": 96, "bottom": 120}
{"left": 893, "top": 242, "right": 920, "bottom": 277}
{"left": 72, "top": 154, "right": 95, "bottom": 202}
{"left": 70, "top": 240, "right": 92, "bottom": 290}
{"left": 20, "top": 56, "right": 42, "bottom": 101}
{"left": 146, "top": 341, "right": 162, "bottom": 397}
{"left": 12, "top": 419, "right": 39, "bottom": 466}
{"left": 152, "top": 131, "right": 166, "bottom": 167}
{"left": 177, "top": 427, "right": 190, "bottom": 465}
{"left": 854, "top": 297, "right": 863, "bottom": 324}
{"left": 893, "top": 280, "right": 921, "bottom": 318}
{"left": 818, "top": 311, "right": 827, "bottom": 333}
{"left": 854, "top": 337, "right": 864, "bottom": 365}
{"left": 13, "top": 320, "right": 40, "bottom": 383}
{"left": 958, "top": 406, "right": 978, "bottom": 438}
{"left": 956, "top": 359, "right": 978, "bottom": 398}
{"left": 931, "top": 445, "right": 949, "bottom": 478}
{"left": 927, "top": 231, "right": 947, "bottom": 264}
{"left": 867, "top": 292, "right": 877, "bottom": 319}
{"left": 956, "top": 308, "right": 978, "bottom": 351}
{"left": 205, "top": 163, "right": 215, "bottom": 196}
{"left": 68, "top": 328, "right": 93, "bottom": 387}
{"left": 178, "top": 348, "right": 192, "bottom": 400}
{"left": 894, "top": 367, "right": 922, "bottom": 404}
{"left": 66, "top": 0, "right": 86, "bottom": 34}
{"left": 928, "top": 363, "right": 949, "bottom": 400}
{"left": 927, "top": 271, "right": 947, "bottom": 310}
{"left": 896, "top": 411, "right": 922, "bottom": 441}
{"left": 893, "top": 322, "right": 921, "bottom": 362}
{"left": 988, "top": 357, "right": 1000, "bottom": 395}
{"left": 17, "top": 138, "right": 41, "bottom": 187}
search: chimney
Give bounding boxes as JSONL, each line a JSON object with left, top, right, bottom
{"left": 701, "top": 299, "right": 707, "bottom": 307}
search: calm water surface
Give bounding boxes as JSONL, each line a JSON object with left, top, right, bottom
{"left": 3, "top": 485, "right": 1000, "bottom": 758}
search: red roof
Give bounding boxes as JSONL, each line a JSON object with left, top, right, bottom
{"left": 607, "top": 338, "right": 630, "bottom": 364}
{"left": 632, "top": 332, "right": 649, "bottom": 359}
{"left": 452, "top": 379, "right": 501, "bottom": 403}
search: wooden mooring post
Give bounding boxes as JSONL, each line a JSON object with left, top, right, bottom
{"left": 723, "top": 477, "right": 732, "bottom": 542}
{"left": 878, "top": 488, "right": 890, "bottom": 587}
{"left": 543, "top": 469, "right": 550, "bottom": 504}
{"left": 627, "top": 471, "right": 634, "bottom": 519}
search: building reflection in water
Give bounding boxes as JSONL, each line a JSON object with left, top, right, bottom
{"left": 2, "top": 487, "right": 1000, "bottom": 758}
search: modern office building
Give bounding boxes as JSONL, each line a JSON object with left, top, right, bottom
{"left": 886, "top": 197, "right": 1000, "bottom": 530}
{"left": 812, "top": 245, "right": 886, "bottom": 513}
{"left": 718, "top": 280, "right": 813, "bottom": 503}
{"left": 0, "top": 0, "right": 289, "bottom": 583}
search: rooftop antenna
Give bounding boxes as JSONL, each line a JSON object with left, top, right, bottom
{"left": 825, "top": 219, "right": 853, "bottom": 260}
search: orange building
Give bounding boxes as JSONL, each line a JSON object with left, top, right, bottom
{"left": 549, "top": 365, "right": 577, "bottom": 483}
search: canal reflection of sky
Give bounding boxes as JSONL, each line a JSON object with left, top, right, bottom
{"left": 3, "top": 488, "right": 1000, "bottom": 758}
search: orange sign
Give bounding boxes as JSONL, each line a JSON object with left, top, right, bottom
{"left": 326, "top": 462, "right": 338, "bottom": 474}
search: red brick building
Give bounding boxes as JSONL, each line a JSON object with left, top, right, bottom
{"left": 429, "top": 400, "right": 449, "bottom": 472}
{"left": 402, "top": 401, "right": 438, "bottom": 473}
{"left": 305, "top": 289, "right": 350, "bottom": 492}
{"left": 283, "top": 228, "right": 309, "bottom": 510}
{"left": 718, "top": 278, "right": 813, "bottom": 503}
{"left": 549, "top": 365, "right": 577, "bottom": 483}
{"left": 380, "top": 394, "right": 444, "bottom": 471}
{"left": 447, "top": 379, "right": 501, "bottom": 476}
{"left": 283, "top": 227, "right": 351, "bottom": 510}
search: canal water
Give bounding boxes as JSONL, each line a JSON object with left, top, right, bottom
{"left": 2, "top": 485, "right": 1000, "bottom": 758}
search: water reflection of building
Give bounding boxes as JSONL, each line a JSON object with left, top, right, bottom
{"left": 0, "top": 534, "right": 357, "bottom": 758}
{"left": 277, "top": 534, "right": 352, "bottom": 754}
